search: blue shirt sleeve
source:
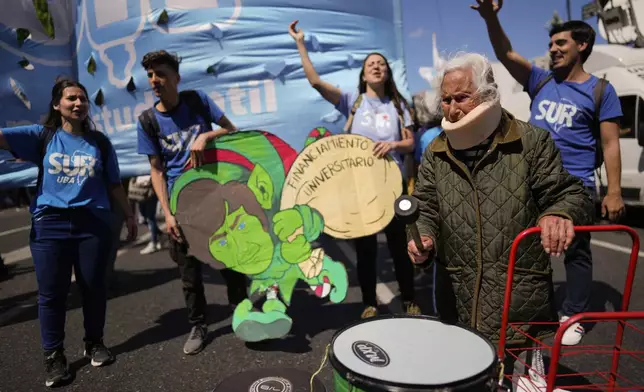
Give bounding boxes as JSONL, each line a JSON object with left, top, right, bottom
{"left": 136, "top": 119, "right": 160, "bottom": 156}
{"left": 1, "top": 124, "right": 44, "bottom": 164}
{"left": 525, "top": 66, "right": 551, "bottom": 98}
{"left": 104, "top": 141, "right": 121, "bottom": 184}
{"left": 198, "top": 90, "right": 224, "bottom": 124}
{"left": 335, "top": 91, "right": 358, "bottom": 118}
{"left": 598, "top": 81, "right": 623, "bottom": 122}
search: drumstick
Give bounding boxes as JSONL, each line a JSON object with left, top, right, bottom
{"left": 395, "top": 195, "right": 425, "bottom": 252}
{"left": 395, "top": 195, "right": 434, "bottom": 271}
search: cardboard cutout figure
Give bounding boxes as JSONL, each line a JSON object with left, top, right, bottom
{"left": 170, "top": 130, "right": 348, "bottom": 342}
{"left": 170, "top": 128, "right": 403, "bottom": 342}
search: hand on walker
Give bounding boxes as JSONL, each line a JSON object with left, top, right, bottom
{"left": 407, "top": 236, "right": 434, "bottom": 264}
{"left": 537, "top": 215, "right": 575, "bottom": 257}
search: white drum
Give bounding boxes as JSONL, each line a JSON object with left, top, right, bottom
{"left": 329, "top": 315, "right": 499, "bottom": 391}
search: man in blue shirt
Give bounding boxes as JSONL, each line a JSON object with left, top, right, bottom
{"left": 136, "top": 51, "right": 248, "bottom": 355}
{"left": 474, "top": 0, "right": 625, "bottom": 346}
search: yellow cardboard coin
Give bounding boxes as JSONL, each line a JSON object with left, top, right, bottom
{"left": 280, "top": 134, "right": 402, "bottom": 239}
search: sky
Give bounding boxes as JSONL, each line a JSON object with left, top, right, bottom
{"left": 400, "top": 0, "right": 608, "bottom": 94}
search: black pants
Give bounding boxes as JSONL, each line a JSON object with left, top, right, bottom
{"left": 561, "top": 186, "right": 597, "bottom": 317}
{"left": 354, "top": 216, "right": 416, "bottom": 306}
{"left": 169, "top": 238, "right": 248, "bottom": 325}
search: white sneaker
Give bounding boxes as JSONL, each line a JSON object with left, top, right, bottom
{"left": 560, "top": 315, "right": 585, "bottom": 346}
{"left": 140, "top": 241, "right": 161, "bottom": 255}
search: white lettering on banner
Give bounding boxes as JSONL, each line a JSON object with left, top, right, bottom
{"left": 91, "top": 79, "right": 278, "bottom": 134}
{"left": 533, "top": 99, "right": 578, "bottom": 132}
{"left": 48, "top": 152, "right": 97, "bottom": 185}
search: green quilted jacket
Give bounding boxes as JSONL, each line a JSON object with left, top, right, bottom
{"left": 412, "top": 110, "right": 593, "bottom": 345}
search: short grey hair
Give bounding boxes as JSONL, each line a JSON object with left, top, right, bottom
{"left": 433, "top": 52, "right": 500, "bottom": 109}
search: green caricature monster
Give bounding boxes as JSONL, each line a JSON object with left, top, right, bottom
{"left": 169, "top": 130, "right": 348, "bottom": 343}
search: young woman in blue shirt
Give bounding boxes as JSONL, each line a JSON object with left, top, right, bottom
{"left": 0, "top": 78, "right": 137, "bottom": 387}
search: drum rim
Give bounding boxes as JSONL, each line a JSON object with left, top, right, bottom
{"left": 328, "top": 314, "right": 499, "bottom": 391}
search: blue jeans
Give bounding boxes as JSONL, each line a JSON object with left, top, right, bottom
{"left": 139, "top": 196, "right": 160, "bottom": 243}
{"left": 561, "top": 187, "right": 596, "bottom": 316}
{"left": 30, "top": 208, "right": 113, "bottom": 351}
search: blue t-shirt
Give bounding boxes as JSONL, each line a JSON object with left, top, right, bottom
{"left": 137, "top": 90, "right": 224, "bottom": 195}
{"left": 526, "top": 66, "right": 622, "bottom": 187}
{"left": 415, "top": 126, "right": 442, "bottom": 163}
{"left": 335, "top": 91, "right": 413, "bottom": 174}
{"left": 2, "top": 125, "right": 121, "bottom": 214}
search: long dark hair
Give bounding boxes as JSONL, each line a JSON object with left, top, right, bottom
{"left": 358, "top": 52, "right": 410, "bottom": 121}
{"left": 42, "top": 77, "right": 94, "bottom": 132}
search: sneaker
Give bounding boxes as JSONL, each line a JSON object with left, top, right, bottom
{"left": 360, "top": 305, "right": 378, "bottom": 319}
{"left": 404, "top": 301, "right": 422, "bottom": 315}
{"left": 44, "top": 349, "right": 71, "bottom": 387}
{"left": 84, "top": 341, "right": 114, "bottom": 367}
{"left": 560, "top": 315, "right": 585, "bottom": 346}
{"left": 183, "top": 324, "right": 207, "bottom": 355}
{"left": 140, "top": 241, "right": 161, "bottom": 255}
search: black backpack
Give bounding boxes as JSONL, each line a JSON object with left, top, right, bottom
{"left": 529, "top": 74, "right": 608, "bottom": 169}
{"left": 36, "top": 127, "right": 112, "bottom": 192}
{"left": 137, "top": 90, "right": 213, "bottom": 157}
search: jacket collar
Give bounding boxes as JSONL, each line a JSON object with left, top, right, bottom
{"left": 431, "top": 109, "right": 521, "bottom": 153}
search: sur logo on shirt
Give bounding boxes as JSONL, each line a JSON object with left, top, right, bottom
{"left": 48, "top": 151, "right": 97, "bottom": 185}
{"left": 533, "top": 98, "right": 579, "bottom": 133}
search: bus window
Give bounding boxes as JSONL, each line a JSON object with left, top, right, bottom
{"left": 619, "top": 95, "right": 636, "bottom": 138}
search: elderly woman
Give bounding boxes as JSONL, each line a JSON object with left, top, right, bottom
{"left": 407, "top": 52, "right": 594, "bottom": 386}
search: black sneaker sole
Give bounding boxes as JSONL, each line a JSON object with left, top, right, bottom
{"left": 183, "top": 343, "right": 205, "bottom": 355}
{"left": 45, "top": 372, "right": 71, "bottom": 387}
{"left": 83, "top": 350, "right": 115, "bottom": 367}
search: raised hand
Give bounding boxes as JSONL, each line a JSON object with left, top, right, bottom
{"left": 471, "top": 0, "right": 503, "bottom": 19}
{"left": 288, "top": 20, "right": 305, "bottom": 43}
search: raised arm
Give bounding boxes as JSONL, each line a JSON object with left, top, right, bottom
{"left": 289, "top": 20, "right": 342, "bottom": 106}
{"left": 472, "top": 0, "right": 532, "bottom": 87}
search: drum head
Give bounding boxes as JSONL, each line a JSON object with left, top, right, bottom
{"left": 213, "top": 367, "right": 326, "bottom": 392}
{"left": 330, "top": 315, "right": 497, "bottom": 390}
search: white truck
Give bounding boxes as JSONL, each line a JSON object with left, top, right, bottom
{"left": 584, "top": 44, "right": 644, "bottom": 206}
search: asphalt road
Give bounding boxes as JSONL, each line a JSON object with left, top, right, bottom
{"left": 1, "top": 207, "right": 643, "bottom": 392}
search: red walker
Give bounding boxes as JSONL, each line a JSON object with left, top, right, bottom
{"left": 497, "top": 225, "right": 644, "bottom": 391}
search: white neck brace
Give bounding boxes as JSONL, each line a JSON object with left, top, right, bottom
{"left": 441, "top": 100, "right": 503, "bottom": 150}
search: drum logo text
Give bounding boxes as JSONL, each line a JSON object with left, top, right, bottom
{"left": 351, "top": 341, "right": 390, "bottom": 367}
{"left": 249, "top": 377, "right": 293, "bottom": 392}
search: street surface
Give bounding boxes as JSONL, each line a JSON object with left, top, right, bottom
{"left": 1, "top": 207, "right": 643, "bottom": 391}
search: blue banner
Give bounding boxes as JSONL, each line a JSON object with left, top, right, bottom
{"left": 0, "top": 0, "right": 410, "bottom": 189}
